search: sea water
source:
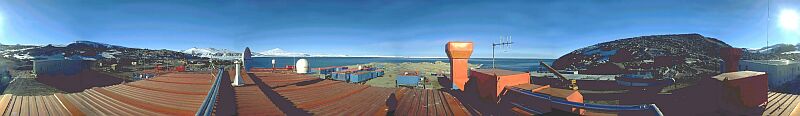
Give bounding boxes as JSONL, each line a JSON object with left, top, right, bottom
{"left": 250, "top": 57, "right": 554, "bottom": 72}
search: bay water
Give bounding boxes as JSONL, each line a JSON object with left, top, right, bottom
{"left": 250, "top": 57, "right": 555, "bottom": 72}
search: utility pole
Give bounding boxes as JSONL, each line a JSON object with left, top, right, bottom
{"left": 492, "top": 35, "right": 513, "bottom": 69}
{"left": 767, "top": 0, "right": 771, "bottom": 47}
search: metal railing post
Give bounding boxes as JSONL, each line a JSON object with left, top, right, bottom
{"left": 196, "top": 67, "right": 224, "bottom": 116}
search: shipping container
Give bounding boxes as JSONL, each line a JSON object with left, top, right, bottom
{"left": 316, "top": 66, "right": 347, "bottom": 75}
{"left": 348, "top": 72, "right": 373, "bottom": 83}
{"left": 332, "top": 72, "right": 350, "bottom": 82}
{"left": 396, "top": 76, "right": 421, "bottom": 87}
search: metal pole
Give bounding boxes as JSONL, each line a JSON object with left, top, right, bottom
{"left": 492, "top": 45, "right": 496, "bottom": 69}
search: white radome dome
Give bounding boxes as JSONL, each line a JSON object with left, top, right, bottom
{"left": 296, "top": 59, "right": 309, "bottom": 74}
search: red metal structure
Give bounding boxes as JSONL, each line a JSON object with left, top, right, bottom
{"left": 471, "top": 69, "right": 530, "bottom": 102}
{"left": 720, "top": 47, "right": 742, "bottom": 72}
{"left": 446, "top": 42, "right": 473, "bottom": 91}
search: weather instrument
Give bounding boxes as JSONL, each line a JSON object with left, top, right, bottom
{"left": 492, "top": 35, "right": 513, "bottom": 69}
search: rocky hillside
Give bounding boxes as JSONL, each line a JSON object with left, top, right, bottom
{"left": 0, "top": 41, "right": 193, "bottom": 62}
{"left": 552, "top": 34, "right": 732, "bottom": 87}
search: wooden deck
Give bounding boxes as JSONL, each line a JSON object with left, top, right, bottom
{"left": 394, "top": 88, "right": 470, "bottom": 116}
{"left": 0, "top": 72, "right": 216, "bottom": 116}
{"left": 0, "top": 69, "right": 473, "bottom": 116}
{"left": 765, "top": 92, "right": 800, "bottom": 116}
{"left": 241, "top": 71, "right": 472, "bottom": 115}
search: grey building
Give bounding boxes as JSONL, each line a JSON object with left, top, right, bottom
{"left": 739, "top": 60, "right": 800, "bottom": 89}
{"left": 33, "top": 59, "right": 89, "bottom": 76}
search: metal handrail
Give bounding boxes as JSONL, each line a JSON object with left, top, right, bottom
{"left": 508, "top": 88, "right": 664, "bottom": 116}
{"left": 196, "top": 67, "right": 224, "bottom": 116}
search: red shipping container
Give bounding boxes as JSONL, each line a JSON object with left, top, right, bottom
{"left": 471, "top": 69, "right": 530, "bottom": 102}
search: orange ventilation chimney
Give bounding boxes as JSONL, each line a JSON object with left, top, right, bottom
{"left": 720, "top": 47, "right": 742, "bottom": 73}
{"left": 446, "top": 42, "right": 474, "bottom": 91}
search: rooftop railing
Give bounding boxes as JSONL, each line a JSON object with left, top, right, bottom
{"left": 196, "top": 67, "right": 224, "bottom": 116}
{"left": 508, "top": 88, "right": 664, "bottom": 116}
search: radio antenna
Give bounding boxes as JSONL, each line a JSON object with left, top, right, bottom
{"left": 492, "top": 34, "right": 514, "bottom": 69}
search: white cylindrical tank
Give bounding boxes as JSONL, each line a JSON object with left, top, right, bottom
{"left": 232, "top": 60, "right": 244, "bottom": 86}
{"left": 296, "top": 58, "right": 309, "bottom": 74}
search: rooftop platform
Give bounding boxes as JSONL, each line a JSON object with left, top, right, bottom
{"left": 0, "top": 68, "right": 474, "bottom": 115}
{"left": 766, "top": 92, "right": 800, "bottom": 116}
{"left": 236, "top": 70, "right": 471, "bottom": 115}
{"left": 0, "top": 72, "right": 216, "bottom": 115}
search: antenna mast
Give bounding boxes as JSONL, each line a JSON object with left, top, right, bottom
{"left": 492, "top": 35, "right": 514, "bottom": 69}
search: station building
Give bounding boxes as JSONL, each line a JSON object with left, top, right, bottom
{"left": 33, "top": 59, "right": 89, "bottom": 76}
{"left": 738, "top": 60, "right": 800, "bottom": 89}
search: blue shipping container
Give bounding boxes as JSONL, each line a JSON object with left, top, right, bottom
{"left": 369, "top": 71, "right": 377, "bottom": 79}
{"left": 396, "top": 76, "right": 421, "bottom": 86}
{"left": 348, "top": 72, "right": 372, "bottom": 83}
{"left": 333, "top": 72, "right": 350, "bottom": 82}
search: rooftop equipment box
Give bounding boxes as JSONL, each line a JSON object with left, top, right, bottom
{"left": 471, "top": 69, "right": 530, "bottom": 102}
{"left": 711, "top": 71, "right": 768, "bottom": 108}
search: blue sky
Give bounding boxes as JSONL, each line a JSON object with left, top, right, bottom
{"left": 0, "top": 0, "right": 792, "bottom": 58}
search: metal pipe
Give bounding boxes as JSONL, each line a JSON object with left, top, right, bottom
{"left": 539, "top": 62, "right": 568, "bottom": 83}
{"left": 507, "top": 88, "right": 664, "bottom": 115}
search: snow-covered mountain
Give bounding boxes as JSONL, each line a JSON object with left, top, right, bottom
{"left": 72, "top": 41, "right": 126, "bottom": 49}
{"left": 184, "top": 47, "right": 402, "bottom": 58}
{"left": 182, "top": 47, "right": 244, "bottom": 60}
{"left": 746, "top": 43, "right": 800, "bottom": 54}
{"left": 254, "top": 48, "right": 409, "bottom": 57}
{"left": 258, "top": 48, "right": 312, "bottom": 57}
{"left": 183, "top": 47, "right": 237, "bottom": 55}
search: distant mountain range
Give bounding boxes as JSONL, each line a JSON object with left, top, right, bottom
{"left": 0, "top": 41, "right": 191, "bottom": 61}
{"left": 743, "top": 43, "right": 800, "bottom": 60}
{"left": 182, "top": 47, "right": 243, "bottom": 60}
{"left": 258, "top": 48, "right": 312, "bottom": 57}
{"left": 180, "top": 47, "right": 400, "bottom": 58}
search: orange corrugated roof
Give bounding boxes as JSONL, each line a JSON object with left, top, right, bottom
{"left": 0, "top": 72, "right": 215, "bottom": 115}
